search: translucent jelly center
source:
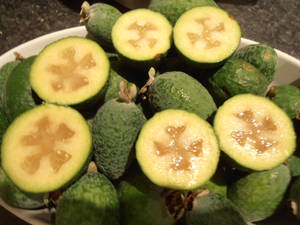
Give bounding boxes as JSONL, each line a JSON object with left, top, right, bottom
{"left": 47, "top": 47, "right": 96, "bottom": 91}
{"left": 154, "top": 125, "right": 203, "bottom": 171}
{"left": 187, "top": 17, "right": 225, "bottom": 49}
{"left": 231, "top": 110, "right": 277, "bottom": 153}
{"left": 127, "top": 21, "right": 158, "bottom": 48}
{"left": 20, "top": 116, "right": 75, "bottom": 174}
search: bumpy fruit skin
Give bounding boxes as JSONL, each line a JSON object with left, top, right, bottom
{"left": 148, "top": 71, "right": 216, "bottom": 120}
{"left": 84, "top": 2, "right": 122, "bottom": 48}
{"left": 0, "top": 167, "right": 44, "bottom": 209}
{"left": 56, "top": 172, "right": 119, "bottom": 225}
{"left": 208, "top": 58, "right": 269, "bottom": 105}
{"left": 92, "top": 99, "right": 146, "bottom": 180}
{"left": 286, "top": 155, "right": 300, "bottom": 177}
{"left": 0, "top": 60, "right": 20, "bottom": 111}
{"left": 227, "top": 165, "right": 291, "bottom": 222}
{"left": 233, "top": 44, "right": 277, "bottom": 83}
{"left": 0, "top": 110, "right": 9, "bottom": 152}
{"left": 118, "top": 173, "right": 176, "bottom": 225}
{"left": 185, "top": 192, "right": 247, "bottom": 225}
{"left": 269, "top": 85, "right": 300, "bottom": 119}
{"left": 2, "top": 56, "right": 37, "bottom": 122}
{"left": 148, "top": 0, "right": 218, "bottom": 25}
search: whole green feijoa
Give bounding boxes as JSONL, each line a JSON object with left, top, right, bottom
{"left": 56, "top": 172, "right": 119, "bottom": 225}
{"left": 233, "top": 43, "right": 277, "bottom": 83}
{"left": 118, "top": 173, "right": 178, "bottom": 225}
{"left": 2, "top": 56, "right": 38, "bottom": 122}
{"left": 92, "top": 82, "right": 146, "bottom": 180}
{"left": 185, "top": 191, "right": 247, "bottom": 225}
{"left": 268, "top": 85, "right": 300, "bottom": 119}
{"left": 0, "top": 60, "right": 20, "bottom": 111}
{"left": 0, "top": 167, "right": 44, "bottom": 209}
{"left": 104, "top": 67, "right": 137, "bottom": 103}
{"left": 80, "top": 1, "right": 122, "bottom": 48}
{"left": 208, "top": 58, "right": 269, "bottom": 105}
{"left": 227, "top": 165, "right": 291, "bottom": 222}
{"left": 148, "top": 0, "right": 218, "bottom": 25}
{"left": 288, "top": 176, "right": 300, "bottom": 221}
{"left": 147, "top": 71, "right": 217, "bottom": 120}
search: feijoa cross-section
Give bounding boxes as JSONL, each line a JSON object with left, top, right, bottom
{"left": 1, "top": 104, "right": 92, "bottom": 193}
{"left": 214, "top": 94, "right": 296, "bottom": 171}
{"left": 111, "top": 8, "right": 172, "bottom": 63}
{"left": 30, "top": 37, "right": 110, "bottom": 106}
{"left": 136, "top": 109, "right": 219, "bottom": 190}
{"left": 173, "top": 6, "right": 241, "bottom": 68}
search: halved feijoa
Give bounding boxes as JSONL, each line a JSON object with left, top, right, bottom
{"left": 136, "top": 109, "right": 219, "bottom": 190}
{"left": 214, "top": 94, "right": 296, "bottom": 171}
{"left": 173, "top": 6, "right": 241, "bottom": 68}
{"left": 1, "top": 104, "right": 92, "bottom": 193}
{"left": 30, "top": 37, "right": 110, "bottom": 106}
{"left": 56, "top": 171, "right": 119, "bottom": 225}
{"left": 111, "top": 8, "right": 172, "bottom": 66}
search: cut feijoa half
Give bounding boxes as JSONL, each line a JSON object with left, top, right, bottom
{"left": 111, "top": 8, "right": 172, "bottom": 63}
{"left": 30, "top": 37, "right": 110, "bottom": 106}
{"left": 173, "top": 6, "right": 241, "bottom": 68}
{"left": 214, "top": 94, "right": 296, "bottom": 171}
{"left": 136, "top": 109, "right": 219, "bottom": 190}
{"left": 1, "top": 104, "right": 92, "bottom": 193}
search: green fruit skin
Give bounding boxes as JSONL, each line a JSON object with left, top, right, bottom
{"left": 85, "top": 3, "right": 122, "bottom": 48}
{"left": 2, "top": 56, "right": 37, "bottom": 122}
{"left": 185, "top": 192, "right": 247, "bottom": 225}
{"left": 232, "top": 44, "right": 277, "bottom": 83}
{"left": 286, "top": 155, "right": 300, "bottom": 177}
{"left": 148, "top": 71, "right": 217, "bottom": 120}
{"left": 104, "top": 68, "right": 136, "bottom": 103}
{"left": 0, "top": 60, "right": 20, "bottom": 111}
{"left": 196, "top": 166, "right": 227, "bottom": 196}
{"left": 270, "top": 85, "right": 300, "bottom": 119}
{"left": 227, "top": 165, "right": 291, "bottom": 222}
{"left": 289, "top": 176, "right": 300, "bottom": 221}
{"left": 148, "top": 0, "right": 218, "bottom": 25}
{"left": 118, "top": 173, "right": 176, "bottom": 225}
{"left": 0, "top": 110, "right": 9, "bottom": 152}
{"left": 0, "top": 167, "right": 44, "bottom": 209}
{"left": 208, "top": 58, "right": 270, "bottom": 105}
{"left": 92, "top": 99, "right": 146, "bottom": 180}
{"left": 56, "top": 172, "right": 119, "bottom": 225}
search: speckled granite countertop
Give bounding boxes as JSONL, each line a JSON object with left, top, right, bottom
{"left": 0, "top": 0, "right": 299, "bottom": 224}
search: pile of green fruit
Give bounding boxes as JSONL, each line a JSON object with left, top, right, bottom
{"left": 0, "top": 0, "right": 300, "bottom": 225}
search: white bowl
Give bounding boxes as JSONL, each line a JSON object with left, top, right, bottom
{"left": 0, "top": 26, "right": 299, "bottom": 225}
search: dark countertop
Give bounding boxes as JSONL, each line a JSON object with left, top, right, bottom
{"left": 0, "top": 0, "right": 299, "bottom": 225}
